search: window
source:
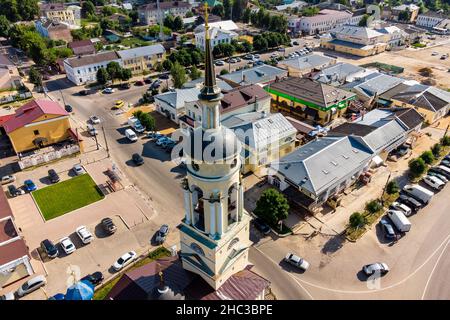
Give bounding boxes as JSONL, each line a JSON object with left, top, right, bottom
{"left": 190, "top": 243, "right": 205, "bottom": 256}
{"left": 33, "top": 130, "right": 40, "bottom": 136}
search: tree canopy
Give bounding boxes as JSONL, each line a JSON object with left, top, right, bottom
{"left": 254, "top": 188, "right": 289, "bottom": 226}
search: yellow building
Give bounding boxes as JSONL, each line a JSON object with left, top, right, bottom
{"left": 117, "top": 45, "right": 166, "bottom": 76}
{"left": 267, "top": 77, "right": 356, "bottom": 125}
{"left": 321, "top": 39, "right": 388, "bottom": 57}
{"left": 40, "top": 3, "right": 81, "bottom": 26}
{"left": 3, "top": 99, "right": 75, "bottom": 153}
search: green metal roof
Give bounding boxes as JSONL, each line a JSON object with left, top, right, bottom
{"left": 179, "top": 224, "right": 217, "bottom": 250}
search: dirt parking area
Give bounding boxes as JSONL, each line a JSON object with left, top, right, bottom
{"left": 325, "top": 41, "right": 450, "bottom": 89}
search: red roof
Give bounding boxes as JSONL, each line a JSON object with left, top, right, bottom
{"left": 0, "top": 114, "right": 14, "bottom": 127}
{"left": 3, "top": 99, "right": 68, "bottom": 134}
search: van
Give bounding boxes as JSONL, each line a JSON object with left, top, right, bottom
{"left": 402, "top": 184, "right": 434, "bottom": 205}
{"left": 422, "top": 175, "right": 445, "bottom": 190}
{"left": 387, "top": 210, "right": 411, "bottom": 233}
{"left": 125, "top": 129, "right": 138, "bottom": 142}
{"left": 87, "top": 124, "right": 97, "bottom": 136}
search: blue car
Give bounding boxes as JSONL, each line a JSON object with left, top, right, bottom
{"left": 24, "top": 179, "right": 37, "bottom": 192}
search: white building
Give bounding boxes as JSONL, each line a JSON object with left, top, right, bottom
{"left": 138, "top": 1, "right": 191, "bottom": 25}
{"left": 63, "top": 51, "right": 121, "bottom": 86}
{"left": 298, "top": 9, "right": 353, "bottom": 35}
{"left": 195, "top": 27, "right": 238, "bottom": 51}
{"left": 154, "top": 87, "right": 201, "bottom": 124}
{"left": 416, "top": 11, "right": 448, "bottom": 28}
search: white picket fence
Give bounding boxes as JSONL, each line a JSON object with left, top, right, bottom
{"left": 18, "top": 145, "right": 80, "bottom": 170}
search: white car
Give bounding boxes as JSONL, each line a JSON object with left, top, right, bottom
{"left": 60, "top": 237, "right": 76, "bottom": 255}
{"left": 72, "top": 164, "right": 85, "bottom": 175}
{"left": 362, "top": 263, "right": 389, "bottom": 276}
{"left": 284, "top": 253, "right": 310, "bottom": 271}
{"left": 215, "top": 60, "right": 225, "bottom": 66}
{"left": 89, "top": 115, "right": 101, "bottom": 124}
{"left": 103, "top": 87, "right": 114, "bottom": 94}
{"left": 431, "top": 51, "right": 439, "bottom": 56}
{"left": 16, "top": 275, "right": 47, "bottom": 297}
{"left": 389, "top": 201, "right": 412, "bottom": 217}
{"left": 427, "top": 171, "right": 448, "bottom": 183}
{"left": 113, "top": 251, "right": 137, "bottom": 271}
{"left": 76, "top": 226, "right": 93, "bottom": 244}
{"left": 1, "top": 175, "right": 16, "bottom": 185}
{"left": 423, "top": 175, "right": 445, "bottom": 190}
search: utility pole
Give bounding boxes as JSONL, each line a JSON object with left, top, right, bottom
{"left": 102, "top": 126, "right": 110, "bottom": 158}
{"left": 94, "top": 129, "right": 99, "bottom": 150}
{"left": 60, "top": 90, "right": 66, "bottom": 106}
{"left": 443, "top": 124, "right": 449, "bottom": 138}
{"left": 381, "top": 171, "right": 392, "bottom": 206}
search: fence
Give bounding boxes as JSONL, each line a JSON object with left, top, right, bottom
{"left": 18, "top": 145, "right": 80, "bottom": 170}
{"left": 0, "top": 91, "right": 32, "bottom": 105}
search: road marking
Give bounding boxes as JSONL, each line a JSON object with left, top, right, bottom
{"left": 420, "top": 238, "right": 450, "bottom": 300}
{"left": 252, "top": 246, "right": 314, "bottom": 300}
{"left": 255, "top": 233, "right": 450, "bottom": 296}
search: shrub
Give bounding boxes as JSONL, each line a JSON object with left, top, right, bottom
{"left": 409, "top": 158, "right": 426, "bottom": 177}
{"left": 386, "top": 180, "right": 399, "bottom": 195}
{"left": 365, "top": 200, "right": 382, "bottom": 214}
{"left": 419, "top": 67, "right": 433, "bottom": 77}
{"left": 431, "top": 143, "right": 442, "bottom": 157}
{"left": 220, "top": 69, "right": 229, "bottom": 75}
{"left": 441, "top": 135, "right": 450, "bottom": 146}
{"left": 349, "top": 212, "right": 365, "bottom": 229}
{"left": 420, "top": 150, "right": 435, "bottom": 164}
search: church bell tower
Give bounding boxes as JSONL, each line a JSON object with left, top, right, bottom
{"left": 178, "top": 3, "right": 251, "bottom": 290}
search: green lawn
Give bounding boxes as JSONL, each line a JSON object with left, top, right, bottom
{"left": 32, "top": 174, "right": 104, "bottom": 221}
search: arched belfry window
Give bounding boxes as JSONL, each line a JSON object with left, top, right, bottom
{"left": 192, "top": 185, "right": 205, "bottom": 232}
{"left": 190, "top": 243, "right": 205, "bottom": 256}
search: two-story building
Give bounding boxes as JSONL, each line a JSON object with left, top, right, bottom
{"left": 277, "top": 53, "right": 336, "bottom": 77}
{"left": 35, "top": 19, "right": 73, "bottom": 43}
{"left": 68, "top": 39, "right": 96, "bottom": 56}
{"left": 297, "top": 9, "right": 353, "bottom": 35}
{"left": 266, "top": 77, "right": 356, "bottom": 125}
{"left": 39, "top": 3, "right": 81, "bottom": 27}
{"left": 63, "top": 51, "right": 121, "bottom": 85}
{"left": 194, "top": 20, "right": 239, "bottom": 51}
{"left": 138, "top": 1, "right": 191, "bottom": 25}
{"left": 155, "top": 87, "right": 201, "bottom": 124}
{"left": 391, "top": 4, "right": 420, "bottom": 23}
{"left": 117, "top": 44, "right": 165, "bottom": 76}
{"left": 218, "top": 64, "right": 288, "bottom": 88}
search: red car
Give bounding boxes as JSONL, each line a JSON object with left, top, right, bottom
{"left": 135, "top": 80, "right": 144, "bottom": 86}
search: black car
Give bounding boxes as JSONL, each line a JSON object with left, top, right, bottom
{"left": 81, "top": 271, "right": 104, "bottom": 286}
{"left": 151, "top": 80, "right": 161, "bottom": 89}
{"left": 65, "top": 105, "right": 73, "bottom": 112}
{"left": 79, "top": 90, "right": 88, "bottom": 96}
{"left": 253, "top": 218, "right": 271, "bottom": 235}
{"left": 379, "top": 218, "right": 397, "bottom": 240}
{"left": 40, "top": 239, "right": 59, "bottom": 259}
{"left": 132, "top": 153, "right": 144, "bottom": 165}
{"left": 429, "top": 167, "right": 450, "bottom": 179}
{"left": 159, "top": 73, "right": 169, "bottom": 80}
{"left": 48, "top": 169, "right": 60, "bottom": 183}
{"left": 8, "top": 184, "right": 23, "bottom": 197}
{"left": 144, "top": 77, "right": 153, "bottom": 84}
{"left": 120, "top": 82, "right": 131, "bottom": 89}
{"left": 155, "top": 224, "right": 169, "bottom": 244}
{"left": 101, "top": 217, "right": 117, "bottom": 235}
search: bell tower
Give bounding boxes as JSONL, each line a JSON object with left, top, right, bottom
{"left": 178, "top": 2, "right": 251, "bottom": 290}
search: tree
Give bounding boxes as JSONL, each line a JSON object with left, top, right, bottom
{"left": 420, "top": 150, "right": 435, "bottom": 164}
{"left": 211, "top": 4, "right": 224, "bottom": 18}
{"left": 386, "top": 181, "right": 399, "bottom": 195}
{"left": 232, "top": 0, "right": 245, "bottom": 21}
{"left": 170, "top": 62, "right": 187, "bottom": 89}
{"left": 349, "top": 212, "right": 365, "bottom": 229}
{"left": 253, "top": 35, "right": 268, "bottom": 51}
{"left": 17, "top": 0, "right": 39, "bottom": 21}
{"left": 164, "top": 14, "right": 175, "bottom": 29}
{"left": 441, "top": 135, "right": 450, "bottom": 146}
{"left": 223, "top": 0, "right": 231, "bottom": 20}
{"left": 154, "top": 61, "right": 164, "bottom": 72}
{"left": 431, "top": 143, "right": 442, "bottom": 157}
{"left": 242, "top": 8, "right": 251, "bottom": 24}
{"left": 82, "top": 1, "right": 96, "bottom": 16}
{"left": 301, "top": 6, "right": 320, "bottom": 17}
{"left": 365, "top": 200, "right": 382, "bottom": 214}
{"left": 28, "top": 66, "right": 42, "bottom": 86}
{"left": 96, "top": 68, "right": 109, "bottom": 85}
{"left": 0, "top": 15, "right": 10, "bottom": 37}
{"left": 358, "top": 14, "right": 369, "bottom": 27}
{"left": 398, "top": 9, "right": 412, "bottom": 22}
{"left": 134, "top": 111, "right": 156, "bottom": 131}
{"left": 119, "top": 68, "right": 132, "bottom": 82}
{"left": 254, "top": 188, "right": 289, "bottom": 226}
{"left": 173, "top": 16, "right": 183, "bottom": 31}
{"left": 185, "top": 10, "right": 194, "bottom": 18}
{"left": 241, "top": 39, "right": 253, "bottom": 52}
{"left": 213, "top": 43, "right": 235, "bottom": 58}
{"left": 409, "top": 158, "right": 426, "bottom": 177}
{"left": 190, "top": 65, "right": 201, "bottom": 80}
{"left": 106, "top": 61, "right": 122, "bottom": 83}
{"left": 162, "top": 59, "right": 173, "bottom": 71}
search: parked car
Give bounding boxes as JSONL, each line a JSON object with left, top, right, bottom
{"left": 147, "top": 131, "right": 163, "bottom": 140}
{"left": 113, "top": 251, "right": 137, "bottom": 271}
{"left": 432, "top": 51, "right": 439, "bottom": 56}
{"left": 284, "top": 253, "right": 310, "bottom": 271}
{"left": 235, "top": 57, "right": 241, "bottom": 62}
{"left": 132, "top": 153, "right": 144, "bottom": 165}
{"left": 255, "top": 60, "right": 264, "bottom": 65}
{"left": 362, "top": 263, "right": 389, "bottom": 276}
{"left": 101, "top": 217, "right": 117, "bottom": 235}
{"left": 65, "top": 105, "right": 73, "bottom": 112}
{"left": 397, "top": 194, "right": 422, "bottom": 211}
{"left": 253, "top": 218, "right": 270, "bottom": 235}
{"left": 293, "top": 41, "right": 299, "bottom": 45}
{"left": 159, "top": 73, "right": 169, "bottom": 80}
{"left": 156, "top": 136, "right": 171, "bottom": 146}
{"left": 389, "top": 201, "right": 412, "bottom": 217}
{"left": 422, "top": 175, "right": 445, "bottom": 190}
{"left": 387, "top": 210, "right": 411, "bottom": 233}
{"left": 427, "top": 171, "right": 448, "bottom": 183}
{"left": 1, "top": 175, "right": 16, "bottom": 185}
{"left": 244, "top": 54, "right": 254, "bottom": 59}
{"left": 440, "top": 159, "right": 450, "bottom": 168}
{"left": 89, "top": 115, "right": 101, "bottom": 124}
{"left": 79, "top": 89, "right": 88, "bottom": 95}
{"left": 215, "top": 60, "right": 225, "bottom": 66}
{"left": 103, "top": 87, "right": 114, "bottom": 94}
{"left": 151, "top": 80, "right": 162, "bottom": 89}
{"left": 60, "top": 237, "right": 76, "bottom": 255}
{"left": 76, "top": 226, "right": 93, "bottom": 244}
{"left": 120, "top": 82, "right": 131, "bottom": 89}
{"left": 402, "top": 184, "right": 434, "bottom": 205}
{"left": 163, "top": 140, "right": 176, "bottom": 150}
{"left": 40, "top": 239, "right": 59, "bottom": 259}
{"left": 155, "top": 224, "right": 169, "bottom": 244}
{"left": 135, "top": 80, "right": 144, "bottom": 86}
{"left": 228, "top": 58, "right": 237, "bottom": 63}
{"left": 16, "top": 275, "right": 47, "bottom": 297}
{"left": 429, "top": 166, "right": 450, "bottom": 179}
{"left": 81, "top": 272, "right": 104, "bottom": 286}
{"left": 0, "top": 292, "right": 15, "bottom": 300}
{"left": 24, "top": 179, "right": 37, "bottom": 192}
{"left": 144, "top": 77, "right": 153, "bottom": 84}
{"left": 48, "top": 169, "right": 60, "bottom": 183}
{"left": 253, "top": 54, "right": 260, "bottom": 59}
{"left": 72, "top": 164, "right": 85, "bottom": 175}
{"left": 379, "top": 218, "right": 397, "bottom": 240}
{"left": 8, "top": 184, "right": 24, "bottom": 197}
{"left": 114, "top": 100, "right": 125, "bottom": 109}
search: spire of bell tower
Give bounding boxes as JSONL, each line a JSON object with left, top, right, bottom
{"left": 199, "top": 2, "right": 222, "bottom": 102}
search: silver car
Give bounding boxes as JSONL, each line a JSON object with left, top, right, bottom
{"left": 16, "top": 275, "right": 46, "bottom": 297}
{"left": 362, "top": 262, "right": 389, "bottom": 276}
{"left": 284, "top": 253, "right": 310, "bottom": 271}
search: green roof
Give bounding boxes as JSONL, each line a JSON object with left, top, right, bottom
{"left": 179, "top": 224, "right": 217, "bottom": 250}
